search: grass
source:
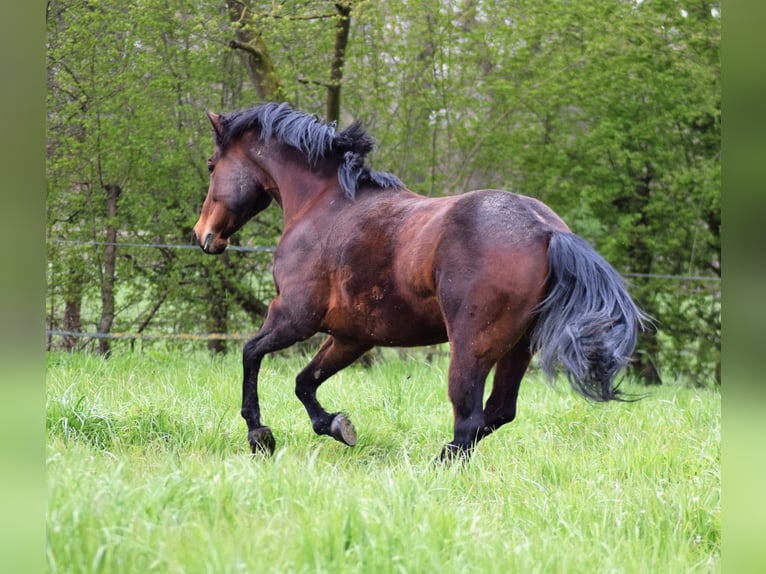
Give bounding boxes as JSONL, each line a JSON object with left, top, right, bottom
{"left": 46, "top": 348, "right": 720, "bottom": 573}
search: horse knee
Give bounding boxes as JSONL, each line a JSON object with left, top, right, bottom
{"left": 242, "top": 338, "right": 263, "bottom": 365}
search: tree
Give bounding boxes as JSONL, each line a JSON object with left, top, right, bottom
{"left": 226, "top": 0, "right": 356, "bottom": 122}
{"left": 47, "top": 0, "right": 241, "bottom": 351}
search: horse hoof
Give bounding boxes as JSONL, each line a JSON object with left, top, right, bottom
{"left": 248, "top": 426, "right": 275, "bottom": 456}
{"left": 330, "top": 413, "right": 356, "bottom": 446}
{"left": 438, "top": 443, "right": 470, "bottom": 465}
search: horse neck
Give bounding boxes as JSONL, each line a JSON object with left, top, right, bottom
{"left": 262, "top": 154, "right": 343, "bottom": 228}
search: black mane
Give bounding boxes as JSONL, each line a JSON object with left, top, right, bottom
{"left": 218, "top": 102, "right": 403, "bottom": 199}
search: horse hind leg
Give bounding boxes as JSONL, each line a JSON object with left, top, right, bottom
{"left": 481, "top": 336, "right": 532, "bottom": 438}
{"left": 294, "top": 336, "right": 372, "bottom": 447}
{"left": 440, "top": 345, "right": 494, "bottom": 463}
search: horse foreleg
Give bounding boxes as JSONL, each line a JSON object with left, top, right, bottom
{"left": 294, "top": 336, "right": 372, "bottom": 447}
{"left": 241, "top": 299, "right": 315, "bottom": 455}
{"left": 241, "top": 343, "right": 275, "bottom": 455}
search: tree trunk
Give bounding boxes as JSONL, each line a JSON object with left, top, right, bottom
{"left": 206, "top": 275, "right": 228, "bottom": 355}
{"left": 62, "top": 264, "right": 84, "bottom": 352}
{"left": 620, "top": 165, "right": 662, "bottom": 385}
{"left": 98, "top": 184, "right": 120, "bottom": 356}
{"left": 635, "top": 331, "right": 662, "bottom": 385}
{"left": 228, "top": 1, "right": 283, "bottom": 100}
{"left": 326, "top": 2, "right": 352, "bottom": 122}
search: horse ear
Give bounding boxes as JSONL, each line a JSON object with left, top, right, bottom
{"left": 207, "top": 111, "right": 223, "bottom": 138}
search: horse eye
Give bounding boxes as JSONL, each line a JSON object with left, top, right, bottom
{"left": 207, "top": 162, "right": 214, "bottom": 174}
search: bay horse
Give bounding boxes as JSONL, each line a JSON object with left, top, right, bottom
{"left": 192, "top": 102, "right": 646, "bottom": 462}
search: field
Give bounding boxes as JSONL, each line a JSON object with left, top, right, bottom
{"left": 46, "top": 348, "right": 720, "bottom": 573}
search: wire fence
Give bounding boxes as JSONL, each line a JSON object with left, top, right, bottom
{"left": 47, "top": 238, "right": 276, "bottom": 253}
{"left": 46, "top": 238, "right": 721, "bottom": 344}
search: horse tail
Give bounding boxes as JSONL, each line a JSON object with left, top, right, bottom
{"left": 530, "top": 231, "right": 648, "bottom": 401}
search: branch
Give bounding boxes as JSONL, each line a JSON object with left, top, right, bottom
{"left": 229, "top": 39, "right": 259, "bottom": 58}
{"left": 135, "top": 289, "right": 170, "bottom": 334}
{"left": 227, "top": 5, "right": 283, "bottom": 100}
{"left": 297, "top": 74, "right": 332, "bottom": 89}
{"left": 221, "top": 275, "right": 269, "bottom": 319}
{"left": 269, "top": 12, "right": 336, "bottom": 21}
{"left": 219, "top": 255, "right": 269, "bottom": 319}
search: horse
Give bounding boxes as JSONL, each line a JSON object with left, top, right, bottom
{"left": 191, "top": 102, "right": 646, "bottom": 462}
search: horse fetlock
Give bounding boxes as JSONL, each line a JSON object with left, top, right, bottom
{"left": 438, "top": 442, "right": 472, "bottom": 464}
{"left": 248, "top": 426, "right": 276, "bottom": 456}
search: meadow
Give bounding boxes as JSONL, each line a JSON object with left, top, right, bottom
{"left": 46, "top": 348, "right": 720, "bottom": 573}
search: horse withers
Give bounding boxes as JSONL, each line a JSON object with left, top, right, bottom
{"left": 191, "top": 102, "right": 646, "bottom": 462}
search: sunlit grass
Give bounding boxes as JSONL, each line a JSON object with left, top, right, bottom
{"left": 47, "top": 349, "right": 720, "bottom": 573}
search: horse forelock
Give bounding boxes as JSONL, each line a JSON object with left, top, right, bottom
{"left": 217, "top": 103, "right": 402, "bottom": 199}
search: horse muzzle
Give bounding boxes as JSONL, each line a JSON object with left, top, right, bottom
{"left": 191, "top": 230, "right": 227, "bottom": 254}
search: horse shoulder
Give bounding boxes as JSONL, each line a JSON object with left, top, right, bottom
{"left": 271, "top": 219, "right": 335, "bottom": 299}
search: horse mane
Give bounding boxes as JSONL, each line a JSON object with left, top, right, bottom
{"left": 218, "top": 102, "right": 403, "bottom": 200}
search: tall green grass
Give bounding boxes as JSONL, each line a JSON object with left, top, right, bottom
{"left": 46, "top": 349, "right": 720, "bottom": 573}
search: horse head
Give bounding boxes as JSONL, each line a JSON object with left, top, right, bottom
{"left": 192, "top": 111, "right": 274, "bottom": 254}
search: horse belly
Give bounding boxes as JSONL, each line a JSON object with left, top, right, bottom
{"left": 322, "top": 294, "right": 446, "bottom": 347}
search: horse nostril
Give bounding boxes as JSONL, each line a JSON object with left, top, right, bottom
{"left": 203, "top": 233, "right": 213, "bottom": 252}
{"left": 190, "top": 230, "right": 198, "bottom": 246}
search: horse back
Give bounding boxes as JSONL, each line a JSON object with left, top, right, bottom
{"left": 328, "top": 188, "right": 567, "bottom": 302}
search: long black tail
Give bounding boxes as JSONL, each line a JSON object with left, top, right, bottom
{"left": 530, "top": 232, "right": 648, "bottom": 401}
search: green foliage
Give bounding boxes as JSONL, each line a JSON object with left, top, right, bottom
{"left": 46, "top": 0, "right": 281, "bottom": 345}
{"left": 46, "top": 0, "right": 720, "bottom": 381}
{"left": 46, "top": 350, "right": 720, "bottom": 572}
